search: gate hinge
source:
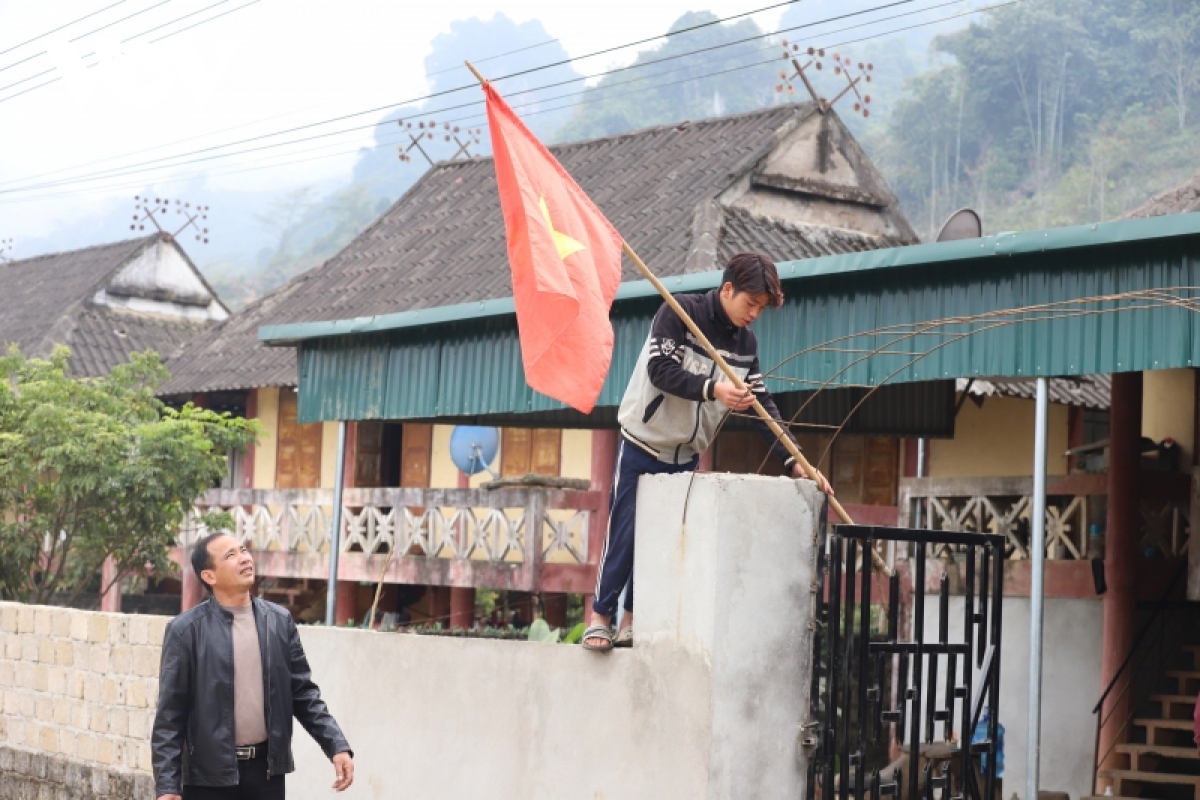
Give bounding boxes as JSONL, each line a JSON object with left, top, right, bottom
{"left": 798, "top": 720, "right": 820, "bottom": 750}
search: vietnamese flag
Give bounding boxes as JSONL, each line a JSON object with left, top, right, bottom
{"left": 484, "top": 82, "right": 624, "bottom": 414}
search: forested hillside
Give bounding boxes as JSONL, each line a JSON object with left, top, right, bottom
{"left": 872, "top": 0, "right": 1200, "bottom": 238}
{"left": 196, "top": 1, "right": 1200, "bottom": 304}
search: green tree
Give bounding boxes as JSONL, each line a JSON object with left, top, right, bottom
{"left": 0, "top": 346, "right": 260, "bottom": 605}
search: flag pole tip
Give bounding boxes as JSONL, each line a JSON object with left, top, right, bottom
{"left": 465, "top": 60, "right": 487, "bottom": 86}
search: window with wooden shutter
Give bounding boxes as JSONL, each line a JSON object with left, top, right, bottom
{"left": 501, "top": 428, "right": 561, "bottom": 477}
{"left": 275, "top": 390, "right": 322, "bottom": 489}
{"left": 831, "top": 436, "right": 898, "bottom": 506}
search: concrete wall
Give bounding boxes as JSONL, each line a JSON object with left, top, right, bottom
{"left": 923, "top": 595, "right": 1102, "bottom": 800}
{"left": 289, "top": 473, "right": 821, "bottom": 799}
{"left": 930, "top": 396, "right": 1070, "bottom": 478}
{"left": 1, "top": 474, "right": 820, "bottom": 800}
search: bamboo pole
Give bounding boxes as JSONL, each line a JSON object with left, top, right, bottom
{"left": 465, "top": 60, "right": 889, "bottom": 576}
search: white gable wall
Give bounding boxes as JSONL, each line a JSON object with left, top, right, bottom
{"left": 96, "top": 238, "right": 227, "bottom": 322}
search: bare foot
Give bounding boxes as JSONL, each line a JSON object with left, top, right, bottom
{"left": 617, "top": 611, "right": 633, "bottom": 636}
{"left": 584, "top": 612, "right": 612, "bottom": 649}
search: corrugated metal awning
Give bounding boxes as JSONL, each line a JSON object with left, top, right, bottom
{"left": 267, "top": 214, "right": 1200, "bottom": 424}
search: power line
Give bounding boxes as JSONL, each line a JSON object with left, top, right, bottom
{"left": 0, "top": 1, "right": 1010, "bottom": 204}
{"left": 147, "top": 0, "right": 259, "bottom": 44}
{"left": 0, "top": 0, "right": 926, "bottom": 194}
{"left": 0, "top": 0, "right": 985, "bottom": 198}
{"left": 423, "top": 0, "right": 802, "bottom": 79}
{"left": 0, "top": 0, "right": 130, "bottom": 57}
{"left": 0, "top": 0, "right": 260, "bottom": 100}
{"left": 68, "top": 0, "right": 175, "bottom": 43}
{"left": 121, "top": 0, "right": 234, "bottom": 43}
{"left": 0, "top": 51, "right": 48, "bottom": 75}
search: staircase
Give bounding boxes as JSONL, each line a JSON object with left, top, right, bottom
{"left": 1093, "top": 646, "right": 1200, "bottom": 800}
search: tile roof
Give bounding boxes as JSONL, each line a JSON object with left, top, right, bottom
{"left": 956, "top": 374, "right": 1111, "bottom": 410}
{"left": 70, "top": 306, "right": 211, "bottom": 378}
{"left": 162, "top": 103, "right": 914, "bottom": 396}
{"left": 0, "top": 235, "right": 217, "bottom": 377}
{"left": 1123, "top": 175, "right": 1200, "bottom": 218}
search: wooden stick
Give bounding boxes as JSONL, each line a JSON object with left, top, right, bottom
{"left": 366, "top": 546, "right": 396, "bottom": 630}
{"left": 465, "top": 59, "right": 889, "bottom": 576}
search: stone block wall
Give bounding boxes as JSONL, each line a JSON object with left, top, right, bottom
{"left": 0, "top": 602, "right": 163, "bottom": 797}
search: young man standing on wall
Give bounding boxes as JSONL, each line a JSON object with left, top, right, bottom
{"left": 152, "top": 532, "right": 354, "bottom": 799}
{"left": 582, "top": 252, "right": 833, "bottom": 652}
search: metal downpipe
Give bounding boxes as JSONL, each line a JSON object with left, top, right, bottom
{"left": 1027, "top": 378, "right": 1049, "bottom": 800}
{"left": 325, "top": 420, "right": 348, "bottom": 627}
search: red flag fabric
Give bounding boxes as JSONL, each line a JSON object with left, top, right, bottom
{"left": 484, "top": 82, "right": 623, "bottom": 414}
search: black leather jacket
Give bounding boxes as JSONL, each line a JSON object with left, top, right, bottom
{"left": 151, "top": 597, "right": 351, "bottom": 795}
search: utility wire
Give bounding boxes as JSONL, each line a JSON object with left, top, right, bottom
{"left": 0, "top": 1, "right": 1005, "bottom": 205}
{"left": 147, "top": 0, "right": 259, "bottom": 44}
{"left": 0, "top": 0, "right": 927, "bottom": 194}
{"left": 68, "top": 0, "right": 174, "bottom": 42}
{"left": 423, "top": 0, "right": 803, "bottom": 79}
{"left": 0, "top": 0, "right": 260, "bottom": 97}
{"left": 0, "top": 0, "right": 130, "bottom": 57}
{"left": 121, "top": 0, "right": 233, "bottom": 44}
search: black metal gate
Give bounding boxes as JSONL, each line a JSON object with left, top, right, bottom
{"left": 806, "top": 524, "right": 1005, "bottom": 800}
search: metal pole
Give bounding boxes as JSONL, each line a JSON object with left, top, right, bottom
{"left": 1027, "top": 378, "right": 1049, "bottom": 800}
{"left": 325, "top": 420, "right": 348, "bottom": 627}
{"left": 914, "top": 438, "right": 927, "bottom": 527}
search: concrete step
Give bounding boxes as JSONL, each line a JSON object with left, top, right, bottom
{"left": 1149, "top": 694, "right": 1199, "bottom": 705}
{"left": 1135, "top": 718, "right": 1194, "bottom": 731}
{"left": 1098, "top": 768, "right": 1200, "bottom": 786}
{"left": 1117, "top": 743, "right": 1200, "bottom": 760}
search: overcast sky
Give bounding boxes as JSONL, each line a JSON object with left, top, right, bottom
{"left": 0, "top": 0, "right": 802, "bottom": 242}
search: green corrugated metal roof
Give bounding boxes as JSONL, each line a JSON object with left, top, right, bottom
{"left": 267, "top": 214, "right": 1200, "bottom": 423}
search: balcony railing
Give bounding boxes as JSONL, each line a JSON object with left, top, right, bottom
{"left": 183, "top": 485, "right": 605, "bottom": 593}
{"left": 898, "top": 472, "right": 1190, "bottom": 560}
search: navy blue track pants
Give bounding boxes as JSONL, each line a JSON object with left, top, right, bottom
{"left": 592, "top": 437, "right": 698, "bottom": 617}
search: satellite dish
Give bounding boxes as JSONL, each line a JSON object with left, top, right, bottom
{"left": 935, "top": 208, "right": 983, "bottom": 242}
{"left": 449, "top": 426, "right": 500, "bottom": 477}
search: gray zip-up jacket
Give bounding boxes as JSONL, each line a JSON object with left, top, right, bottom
{"left": 618, "top": 289, "right": 800, "bottom": 466}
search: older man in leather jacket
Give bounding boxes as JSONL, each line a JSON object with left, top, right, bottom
{"left": 152, "top": 532, "right": 353, "bottom": 799}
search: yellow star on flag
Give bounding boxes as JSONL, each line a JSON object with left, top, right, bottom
{"left": 539, "top": 196, "right": 586, "bottom": 261}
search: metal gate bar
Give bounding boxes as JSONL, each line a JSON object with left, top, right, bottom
{"left": 806, "top": 525, "right": 1004, "bottom": 800}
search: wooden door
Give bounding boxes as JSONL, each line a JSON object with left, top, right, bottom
{"left": 400, "top": 423, "right": 432, "bottom": 487}
{"left": 354, "top": 421, "right": 383, "bottom": 488}
{"left": 275, "top": 390, "right": 323, "bottom": 489}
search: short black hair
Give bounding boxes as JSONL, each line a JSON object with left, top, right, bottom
{"left": 723, "top": 252, "right": 784, "bottom": 308}
{"left": 191, "top": 531, "right": 229, "bottom": 592}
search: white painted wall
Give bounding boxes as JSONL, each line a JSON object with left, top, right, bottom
{"left": 288, "top": 473, "right": 821, "bottom": 800}
{"left": 98, "top": 238, "right": 227, "bottom": 321}
{"left": 923, "top": 596, "right": 1103, "bottom": 800}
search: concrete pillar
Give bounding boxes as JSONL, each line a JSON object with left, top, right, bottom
{"left": 637, "top": 472, "right": 820, "bottom": 797}
{"left": 99, "top": 557, "right": 121, "bottom": 613}
{"left": 335, "top": 580, "right": 358, "bottom": 626}
{"left": 1099, "top": 371, "right": 1142, "bottom": 775}
{"left": 450, "top": 587, "right": 475, "bottom": 630}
